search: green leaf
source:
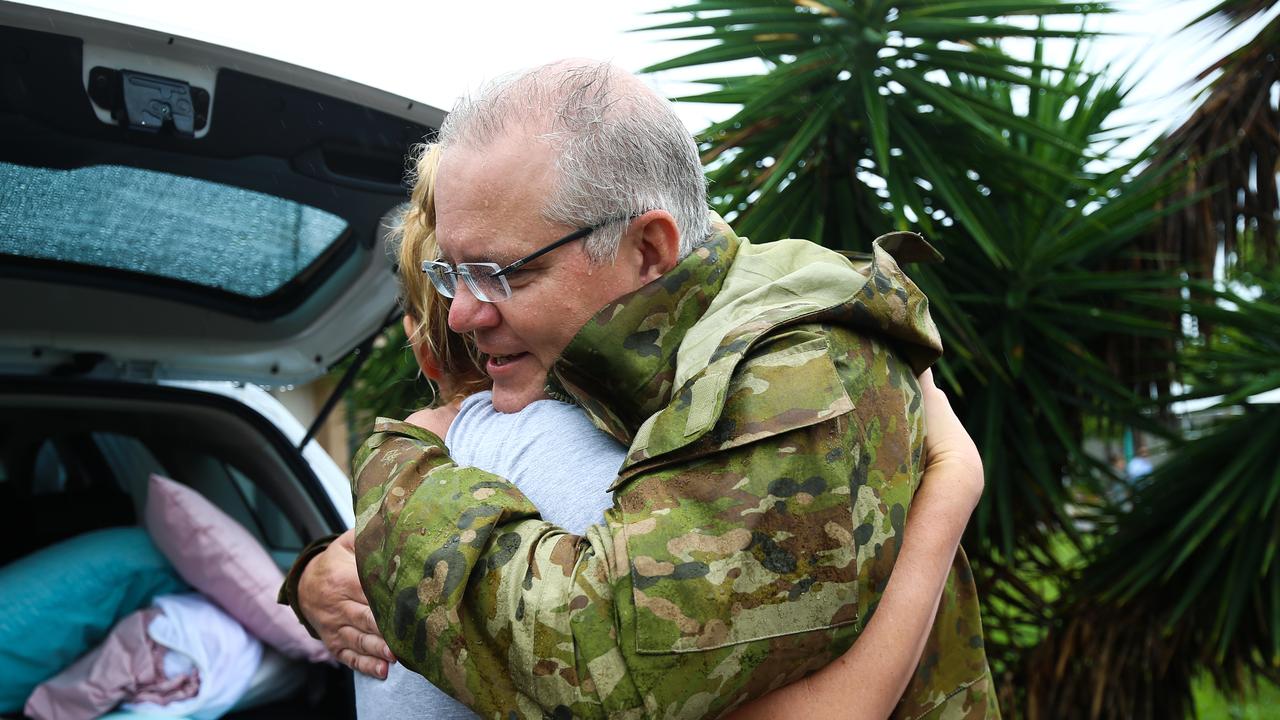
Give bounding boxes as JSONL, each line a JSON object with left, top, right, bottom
{"left": 894, "top": 120, "right": 1010, "bottom": 268}
{"left": 906, "top": 1, "right": 1111, "bottom": 19}
{"left": 642, "top": 40, "right": 811, "bottom": 72}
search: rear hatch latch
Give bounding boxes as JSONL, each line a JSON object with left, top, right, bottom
{"left": 120, "top": 70, "right": 195, "bottom": 136}
{"left": 88, "top": 68, "right": 207, "bottom": 138}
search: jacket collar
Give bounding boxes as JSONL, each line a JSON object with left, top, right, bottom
{"left": 549, "top": 216, "right": 943, "bottom": 467}
{"left": 548, "top": 216, "right": 739, "bottom": 445}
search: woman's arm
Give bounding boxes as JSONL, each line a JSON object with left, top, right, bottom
{"left": 724, "top": 369, "right": 984, "bottom": 720}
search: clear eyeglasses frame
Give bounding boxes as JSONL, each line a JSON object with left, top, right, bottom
{"left": 421, "top": 216, "right": 634, "bottom": 304}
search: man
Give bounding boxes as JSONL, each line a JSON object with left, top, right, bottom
{"left": 300, "top": 60, "right": 996, "bottom": 718}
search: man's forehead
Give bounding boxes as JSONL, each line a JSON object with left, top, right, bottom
{"left": 439, "top": 129, "right": 555, "bottom": 185}
{"left": 434, "top": 140, "right": 557, "bottom": 262}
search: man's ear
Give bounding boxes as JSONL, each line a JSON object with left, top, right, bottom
{"left": 632, "top": 210, "right": 681, "bottom": 283}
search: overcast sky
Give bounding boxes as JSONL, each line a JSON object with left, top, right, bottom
{"left": 18, "top": 0, "right": 1270, "bottom": 150}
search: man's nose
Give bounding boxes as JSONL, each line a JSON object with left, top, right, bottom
{"left": 448, "top": 283, "right": 500, "bottom": 334}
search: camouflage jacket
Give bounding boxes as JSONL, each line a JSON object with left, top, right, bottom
{"left": 354, "top": 217, "right": 998, "bottom": 719}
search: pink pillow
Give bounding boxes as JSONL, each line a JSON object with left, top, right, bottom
{"left": 144, "top": 474, "right": 329, "bottom": 663}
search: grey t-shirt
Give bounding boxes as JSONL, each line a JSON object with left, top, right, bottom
{"left": 354, "top": 391, "right": 625, "bottom": 719}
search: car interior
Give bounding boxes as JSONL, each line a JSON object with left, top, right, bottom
{"left": 0, "top": 379, "right": 352, "bottom": 719}
{"left": 0, "top": 379, "right": 342, "bottom": 566}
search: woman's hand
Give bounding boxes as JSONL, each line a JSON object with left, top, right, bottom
{"left": 917, "top": 368, "right": 985, "bottom": 512}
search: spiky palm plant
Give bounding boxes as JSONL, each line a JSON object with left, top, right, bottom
{"left": 637, "top": 2, "right": 1259, "bottom": 716}
{"left": 1024, "top": 279, "right": 1280, "bottom": 719}
{"left": 639, "top": 0, "right": 1178, "bottom": 569}
{"left": 1022, "top": 3, "right": 1280, "bottom": 715}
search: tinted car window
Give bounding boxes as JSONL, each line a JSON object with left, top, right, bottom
{"left": 228, "top": 464, "right": 303, "bottom": 552}
{"left": 29, "top": 440, "right": 69, "bottom": 495}
{"left": 0, "top": 161, "right": 348, "bottom": 297}
{"left": 0, "top": 433, "right": 136, "bottom": 564}
{"left": 92, "top": 431, "right": 166, "bottom": 518}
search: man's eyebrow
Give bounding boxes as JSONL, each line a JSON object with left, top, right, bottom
{"left": 437, "top": 235, "right": 522, "bottom": 267}
{"left": 448, "top": 252, "right": 508, "bottom": 267}
{"left": 433, "top": 244, "right": 480, "bottom": 265}
{"left": 463, "top": 250, "right": 528, "bottom": 268}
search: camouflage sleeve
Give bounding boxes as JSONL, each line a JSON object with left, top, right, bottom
{"left": 353, "top": 327, "right": 945, "bottom": 719}
{"left": 352, "top": 421, "right": 641, "bottom": 718}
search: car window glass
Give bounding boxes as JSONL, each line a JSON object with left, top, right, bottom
{"left": 227, "top": 464, "right": 303, "bottom": 552}
{"left": 173, "top": 452, "right": 264, "bottom": 540}
{"left": 92, "top": 432, "right": 168, "bottom": 519}
{"left": 30, "top": 440, "right": 68, "bottom": 495}
{"left": 0, "top": 161, "right": 348, "bottom": 298}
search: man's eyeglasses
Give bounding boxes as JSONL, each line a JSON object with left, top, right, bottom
{"left": 421, "top": 217, "right": 631, "bottom": 303}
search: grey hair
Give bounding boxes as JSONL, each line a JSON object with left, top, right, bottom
{"left": 437, "top": 60, "right": 710, "bottom": 262}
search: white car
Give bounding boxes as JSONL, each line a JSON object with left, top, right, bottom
{"left": 0, "top": 2, "right": 443, "bottom": 716}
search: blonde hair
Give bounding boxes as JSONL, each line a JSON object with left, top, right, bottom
{"left": 391, "top": 142, "right": 488, "bottom": 403}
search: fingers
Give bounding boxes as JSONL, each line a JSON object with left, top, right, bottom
{"left": 921, "top": 368, "right": 952, "bottom": 409}
{"left": 922, "top": 382, "right": 961, "bottom": 438}
{"left": 353, "top": 613, "right": 394, "bottom": 662}
{"left": 311, "top": 533, "right": 394, "bottom": 676}
{"left": 354, "top": 603, "right": 382, "bottom": 638}
{"left": 331, "top": 623, "right": 395, "bottom": 680}
{"left": 335, "top": 647, "right": 389, "bottom": 680}
{"left": 336, "top": 624, "right": 394, "bottom": 662}
{"left": 919, "top": 371, "right": 963, "bottom": 452}
{"left": 916, "top": 368, "right": 984, "bottom": 508}
{"left": 361, "top": 629, "right": 393, "bottom": 662}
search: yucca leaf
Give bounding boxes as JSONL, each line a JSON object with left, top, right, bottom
{"left": 906, "top": 1, "right": 1111, "bottom": 18}
{"left": 648, "top": 0, "right": 801, "bottom": 16}
{"left": 642, "top": 40, "right": 812, "bottom": 73}
{"left": 894, "top": 120, "right": 1010, "bottom": 268}
{"left": 639, "top": 8, "right": 831, "bottom": 32}
{"left": 893, "top": 18, "right": 1107, "bottom": 40}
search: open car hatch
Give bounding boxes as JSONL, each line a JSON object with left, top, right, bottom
{"left": 0, "top": 2, "right": 442, "bottom": 385}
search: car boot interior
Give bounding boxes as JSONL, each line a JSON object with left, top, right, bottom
{"left": 0, "top": 378, "right": 352, "bottom": 719}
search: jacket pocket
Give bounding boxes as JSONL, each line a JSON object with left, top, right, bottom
{"left": 616, "top": 335, "right": 862, "bottom": 653}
